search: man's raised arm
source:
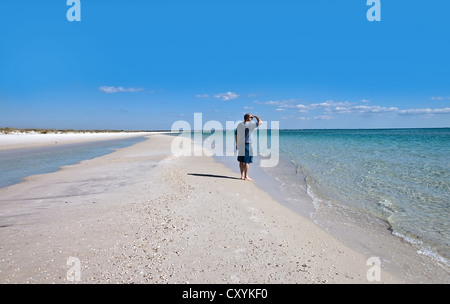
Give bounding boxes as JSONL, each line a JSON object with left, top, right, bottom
{"left": 253, "top": 115, "right": 263, "bottom": 126}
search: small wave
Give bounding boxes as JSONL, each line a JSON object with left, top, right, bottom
{"left": 306, "top": 184, "right": 322, "bottom": 208}
{"left": 306, "top": 185, "right": 321, "bottom": 223}
{"left": 377, "top": 198, "right": 398, "bottom": 216}
{"left": 378, "top": 198, "right": 393, "bottom": 208}
{"left": 392, "top": 231, "right": 450, "bottom": 268}
{"left": 417, "top": 247, "right": 450, "bottom": 268}
{"left": 392, "top": 230, "right": 423, "bottom": 246}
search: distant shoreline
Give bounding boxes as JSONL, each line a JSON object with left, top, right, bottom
{"left": 0, "top": 127, "right": 171, "bottom": 135}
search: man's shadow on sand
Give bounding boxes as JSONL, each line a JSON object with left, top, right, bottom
{"left": 187, "top": 173, "right": 241, "bottom": 180}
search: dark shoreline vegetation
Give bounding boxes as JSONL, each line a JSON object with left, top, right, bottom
{"left": 0, "top": 127, "right": 171, "bottom": 134}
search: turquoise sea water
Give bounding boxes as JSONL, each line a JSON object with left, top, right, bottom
{"left": 199, "top": 127, "right": 449, "bottom": 281}
{"left": 275, "top": 129, "right": 449, "bottom": 266}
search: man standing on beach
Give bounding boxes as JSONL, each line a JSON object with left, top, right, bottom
{"left": 235, "top": 113, "right": 262, "bottom": 181}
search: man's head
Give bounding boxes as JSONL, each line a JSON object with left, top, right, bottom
{"left": 244, "top": 113, "right": 253, "bottom": 122}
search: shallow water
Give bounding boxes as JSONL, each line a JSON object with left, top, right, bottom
{"left": 276, "top": 129, "right": 450, "bottom": 267}
{"left": 192, "top": 128, "right": 450, "bottom": 283}
{"left": 0, "top": 136, "right": 148, "bottom": 189}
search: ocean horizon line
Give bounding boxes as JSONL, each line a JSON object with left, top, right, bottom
{"left": 174, "top": 127, "right": 450, "bottom": 132}
{"left": 2, "top": 126, "right": 449, "bottom": 134}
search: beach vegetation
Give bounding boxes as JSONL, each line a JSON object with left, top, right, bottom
{"left": 0, "top": 127, "right": 159, "bottom": 135}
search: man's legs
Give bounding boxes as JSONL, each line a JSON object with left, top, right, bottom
{"left": 239, "top": 162, "right": 245, "bottom": 179}
{"left": 244, "top": 163, "right": 252, "bottom": 181}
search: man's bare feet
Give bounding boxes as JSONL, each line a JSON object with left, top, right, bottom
{"left": 244, "top": 177, "right": 253, "bottom": 181}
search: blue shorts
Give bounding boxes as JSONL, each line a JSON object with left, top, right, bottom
{"left": 237, "top": 143, "right": 253, "bottom": 164}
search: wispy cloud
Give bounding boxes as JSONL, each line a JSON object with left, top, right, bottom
{"left": 310, "top": 101, "right": 353, "bottom": 114}
{"left": 352, "top": 105, "right": 399, "bottom": 114}
{"left": 214, "top": 92, "right": 239, "bottom": 101}
{"left": 254, "top": 99, "right": 296, "bottom": 106}
{"left": 314, "top": 115, "right": 333, "bottom": 120}
{"left": 195, "top": 94, "right": 209, "bottom": 98}
{"left": 259, "top": 98, "right": 450, "bottom": 119}
{"left": 258, "top": 99, "right": 353, "bottom": 113}
{"left": 398, "top": 108, "right": 450, "bottom": 115}
{"left": 431, "top": 96, "right": 444, "bottom": 100}
{"left": 99, "top": 86, "right": 144, "bottom": 93}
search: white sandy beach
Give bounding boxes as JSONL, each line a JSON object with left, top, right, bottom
{"left": 0, "top": 133, "right": 407, "bottom": 284}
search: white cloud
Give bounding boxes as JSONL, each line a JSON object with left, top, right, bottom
{"left": 431, "top": 96, "right": 444, "bottom": 100}
{"left": 281, "top": 115, "right": 309, "bottom": 120}
{"left": 314, "top": 115, "right": 333, "bottom": 120}
{"left": 244, "top": 106, "right": 254, "bottom": 110}
{"left": 196, "top": 94, "right": 209, "bottom": 98}
{"left": 310, "top": 100, "right": 353, "bottom": 112}
{"left": 295, "top": 104, "right": 310, "bottom": 112}
{"left": 361, "top": 99, "right": 370, "bottom": 103}
{"left": 99, "top": 86, "right": 144, "bottom": 93}
{"left": 398, "top": 108, "right": 450, "bottom": 115}
{"left": 311, "top": 100, "right": 348, "bottom": 108}
{"left": 434, "top": 108, "right": 450, "bottom": 113}
{"left": 352, "top": 105, "right": 399, "bottom": 114}
{"left": 214, "top": 92, "right": 239, "bottom": 101}
{"left": 254, "top": 99, "right": 296, "bottom": 106}
{"left": 259, "top": 97, "right": 450, "bottom": 119}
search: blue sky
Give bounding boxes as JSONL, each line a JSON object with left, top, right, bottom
{"left": 1, "top": 0, "right": 449, "bottom": 130}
